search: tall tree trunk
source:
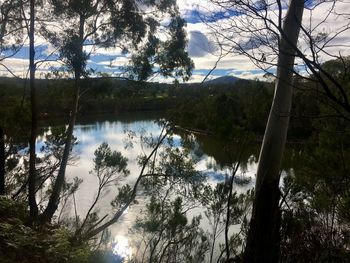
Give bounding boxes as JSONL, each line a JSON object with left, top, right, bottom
{"left": 41, "top": 16, "right": 85, "bottom": 223}
{"left": 28, "top": 0, "right": 38, "bottom": 218}
{"left": 243, "top": 1, "right": 304, "bottom": 262}
{"left": 0, "top": 126, "right": 5, "bottom": 195}
{"left": 40, "top": 78, "right": 80, "bottom": 222}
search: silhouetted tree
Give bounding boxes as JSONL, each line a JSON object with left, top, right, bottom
{"left": 28, "top": 0, "right": 39, "bottom": 219}
{"left": 0, "top": 0, "right": 26, "bottom": 196}
{"left": 40, "top": 0, "right": 194, "bottom": 223}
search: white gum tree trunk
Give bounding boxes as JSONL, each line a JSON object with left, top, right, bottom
{"left": 244, "top": 1, "right": 304, "bottom": 262}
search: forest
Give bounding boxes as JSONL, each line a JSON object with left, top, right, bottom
{"left": 0, "top": 0, "right": 350, "bottom": 263}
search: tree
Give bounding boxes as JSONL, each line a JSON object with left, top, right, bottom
{"left": 0, "top": 0, "right": 40, "bottom": 216}
{"left": 201, "top": 0, "right": 304, "bottom": 262}
{"left": 280, "top": 120, "right": 350, "bottom": 262}
{"left": 28, "top": 0, "right": 39, "bottom": 219}
{"left": 243, "top": 1, "right": 304, "bottom": 261}
{"left": 38, "top": 0, "right": 193, "bottom": 223}
{"left": 200, "top": 182, "right": 252, "bottom": 263}
{"left": 0, "top": 0, "right": 51, "bottom": 218}
{"left": 201, "top": 0, "right": 350, "bottom": 261}
{"left": 73, "top": 142, "right": 129, "bottom": 238}
{"left": 78, "top": 126, "right": 170, "bottom": 241}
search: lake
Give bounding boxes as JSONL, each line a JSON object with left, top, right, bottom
{"left": 37, "top": 112, "right": 295, "bottom": 261}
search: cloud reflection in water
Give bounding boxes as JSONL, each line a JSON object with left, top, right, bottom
{"left": 112, "top": 235, "right": 133, "bottom": 261}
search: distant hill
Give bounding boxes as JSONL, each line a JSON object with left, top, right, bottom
{"left": 205, "top": 76, "right": 241, "bottom": 85}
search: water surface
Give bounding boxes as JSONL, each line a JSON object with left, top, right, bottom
{"left": 37, "top": 112, "right": 295, "bottom": 261}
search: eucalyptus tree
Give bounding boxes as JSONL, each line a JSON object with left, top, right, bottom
{"left": 201, "top": 0, "right": 350, "bottom": 260}
{"left": 39, "top": 0, "right": 193, "bottom": 223}
{"left": 202, "top": 0, "right": 306, "bottom": 261}
{"left": 73, "top": 142, "right": 129, "bottom": 238}
{"left": 243, "top": 2, "right": 304, "bottom": 262}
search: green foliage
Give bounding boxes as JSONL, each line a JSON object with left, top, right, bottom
{"left": 1, "top": 48, "right": 349, "bottom": 263}
{"left": 280, "top": 58, "right": 350, "bottom": 262}
{"left": 199, "top": 182, "right": 253, "bottom": 262}
{"left": 59, "top": 34, "right": 89, "bottom": 75}
{"left": 134, "top": 196, "right": 209, "bottom": 263}
{"left": 44, "top": 0, "right": 193, "bottom": 81}
{"left": 111, "top": 184, "right": 133, "bottom": 209}
{"left": 0, "top": 197, "right": 92, "bottom": 263}
{"left": 93, "top": 142, "right": 129, "bottom": 177}
{"left": 169, "top": 80, "right": 273, "bottom": 139}
{"left": 70, "top": 143, "right": 130, "bottom": 239}
{"left": 281, "top": 127, "right": 350, "bottom": 261}
{"left": 0, "top": 0, "right": 25, "bottom": 56}
{"left": 201, "top": 182, "right": 248, "bottom": 226}
{"left": 157, "top": 16, "right": 194, "bottom": 81}
{"left": 0, "top": 93, "right": 31, "bottom": 142}
{"left": 0, "top": 197, "right": 28, "bottom": 221}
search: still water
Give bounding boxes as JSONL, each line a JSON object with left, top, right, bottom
{"left": 37, "top": 112, "right": 294, "bottom": 261}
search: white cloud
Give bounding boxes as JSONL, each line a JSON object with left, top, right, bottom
{"left": 0, "top": 57, "right": 63, "bottom": 78}
{"left": 191, "top": 52, "right": 256, "bottom": 71}
{"left": 1, "top": 1, "right": 349, "bottom": 81}
{"left": 182, "top": 0, "right": 350, "bottom": 80}
{"left": 0, "top": 58, "right": 29, "bottom": 78}
{"left": 231, "top": 71, "right": 266, "bottom": 81}
{"left": 177, "top": 0, "right": 217, "bottom": 16}
{"left": 95, "top": 56, "right": 130, "bottom": 67}
{"left": 188, "top": 73, "right": 209, "bottom": 83}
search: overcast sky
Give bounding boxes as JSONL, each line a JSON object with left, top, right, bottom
{"left": 1, "top": 0, "right": 350, "bottom": 82}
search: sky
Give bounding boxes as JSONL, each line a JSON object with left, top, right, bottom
{"left": 1, "top": 0, "right": 350, "bottom": 83}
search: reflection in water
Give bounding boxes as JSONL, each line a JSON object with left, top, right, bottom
{"left": 112, "top": 235, "right": 133, "bottom": 261}
{"left": 37, "top": 113, "right": 297, "bottom": 261}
